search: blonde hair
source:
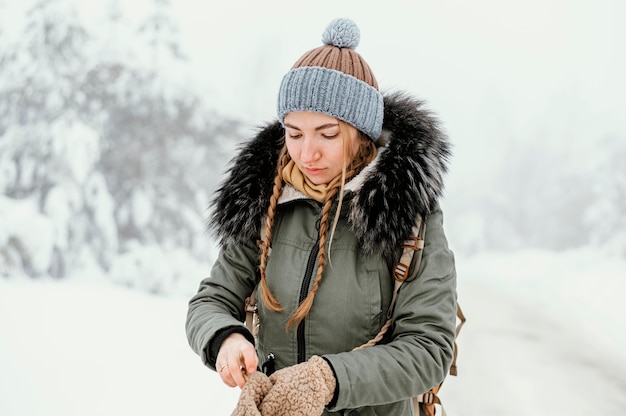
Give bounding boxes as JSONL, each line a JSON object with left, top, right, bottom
{"left": 258, "top": 121, "right": 377, "bottom": 330}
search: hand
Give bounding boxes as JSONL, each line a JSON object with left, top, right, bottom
{"left": 259, "top": 355, "right": 336, "bottom": 416}
{"left": 231, "top": 371, "right": 273, "bottom": 416}
{"left": 217, "top": 333, "right": 259, "bottom": 388}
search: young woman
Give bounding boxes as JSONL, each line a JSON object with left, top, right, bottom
{"left": 186, "top": 18, "right": 457, "bottom": 416}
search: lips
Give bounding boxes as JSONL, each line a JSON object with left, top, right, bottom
{"left": 304, "top": 167, "right": 325, "bottom": 176}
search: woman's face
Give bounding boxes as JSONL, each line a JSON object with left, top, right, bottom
{"left": 284, "top": 112, "right": 361, "bottom": 185}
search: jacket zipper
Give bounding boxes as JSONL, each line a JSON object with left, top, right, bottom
{"left": 296, "top": 217, "right": 321, "bottom": 363}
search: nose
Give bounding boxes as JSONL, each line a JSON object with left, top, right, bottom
{"left": 299, "top": 136, "right": 320, "bottom": 163}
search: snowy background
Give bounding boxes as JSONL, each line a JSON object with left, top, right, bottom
{"left": 1, "top": 0, "right": 625, "bottom": 415}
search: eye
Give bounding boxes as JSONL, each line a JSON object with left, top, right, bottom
{"left": 322, "top": 133, "right": 339, "bottom": 139}
{"left": 287, "top": 132, "right": 302, "bottom": 139}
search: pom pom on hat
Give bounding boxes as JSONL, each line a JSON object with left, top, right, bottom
{"left": 321, "top": 18, "right": 360, "bottom": 49}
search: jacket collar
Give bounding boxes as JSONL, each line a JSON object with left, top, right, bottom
{"left": 210, "top": 91, "right": 451, "bottom": 261}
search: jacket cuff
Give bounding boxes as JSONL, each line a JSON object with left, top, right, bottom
{"left": 322, "top": 356, "right": 340, "bottom": 409}
{"left": 205, "top": 325, "right": 255, "bottom": 369}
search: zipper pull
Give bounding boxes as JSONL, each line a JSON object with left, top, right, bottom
{"left": 262, "top": 352, "right": 276, "bottom": 376}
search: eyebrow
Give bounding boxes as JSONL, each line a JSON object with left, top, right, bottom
{"left": 284, "top": 122, "right": 339, "bottom": 131}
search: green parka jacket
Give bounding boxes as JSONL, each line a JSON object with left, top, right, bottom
{"left": 186, "top": 92, "right": 457, "bottom": 416}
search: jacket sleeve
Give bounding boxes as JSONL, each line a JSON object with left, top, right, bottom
{"left": 324, "top": 204, "right": 457, "bottom": 410}
{"left": 185, "top": 237, "right": 259, "bottom": 370}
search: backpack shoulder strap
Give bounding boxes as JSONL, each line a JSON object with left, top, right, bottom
{"left": 244, "top": 291, "right": 259, "bottom": 340}
{"left": 449, "top": 303, "right": 467, "bottom": 376}
{"left": 393, "top": 214, "right": 426, "bottom": 283}
{"left": 243, "top": 221, "right": 267, "bottom": 340}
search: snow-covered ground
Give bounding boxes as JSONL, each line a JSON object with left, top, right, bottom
{"left": 1, "top": 248, "right": 625, "bottom": 415}
{"left": 445, "top": 249, "right": 626, "bottom": 415}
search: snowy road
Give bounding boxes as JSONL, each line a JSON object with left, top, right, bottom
{"left": 443, "top": 280, "right": 626, "bottom": 415}
{"left": 1, "top": 252, "right": 625, "bottom": 415}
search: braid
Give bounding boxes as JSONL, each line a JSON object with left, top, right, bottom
{"left": 286, "top": 184, "right": 340, "bottom": 330}
{"left": 259, "top": 147, "right": 291, "bottom": 312}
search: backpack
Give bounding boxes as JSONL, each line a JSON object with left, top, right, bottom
{"left": 245, "top": 214, "right": 466, "bottom": 416}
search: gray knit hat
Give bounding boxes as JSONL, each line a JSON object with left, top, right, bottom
{"left": 277, "top": 18, "right": 384, "bottom": 140}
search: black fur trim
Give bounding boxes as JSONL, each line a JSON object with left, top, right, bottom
{"left": 209, "top": 122, "right": 284, "bottom": 246}
{"left": 348, "top": 91, "right": 451, "bottom": 260}
{"left": 209, "top": 91, "right": 451, "bottom": 261}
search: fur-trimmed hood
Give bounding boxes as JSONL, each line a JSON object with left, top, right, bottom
{"left": 210, "top": 91, "right": 451, "bottom": 261}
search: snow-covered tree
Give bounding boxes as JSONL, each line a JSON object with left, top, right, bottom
{"left": 0, "top": 0, "right": 243, "bottom": 292}
{"left": 0, "top": 0, "right": 114, "bottom": 278}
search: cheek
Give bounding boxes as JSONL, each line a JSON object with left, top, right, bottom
{"left": 328, "top": 142, "right": 347, "bottom": 167}
{"left": 285, "top": 141, "right": 300, "bottom": 161}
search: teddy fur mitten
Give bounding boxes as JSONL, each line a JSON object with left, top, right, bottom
{"left": 259, "top": 355, "right": 336, "bottom": 416}
{"left": 231, "top": 371, "right": 274, "bottom": 416}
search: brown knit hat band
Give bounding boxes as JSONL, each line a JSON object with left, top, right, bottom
{"left": 292, "top": 45, "right": 379, "bottom": 90}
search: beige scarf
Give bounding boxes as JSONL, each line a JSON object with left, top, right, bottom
{"left": 281, "top": 160, "right": 342, "bottom": 203}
